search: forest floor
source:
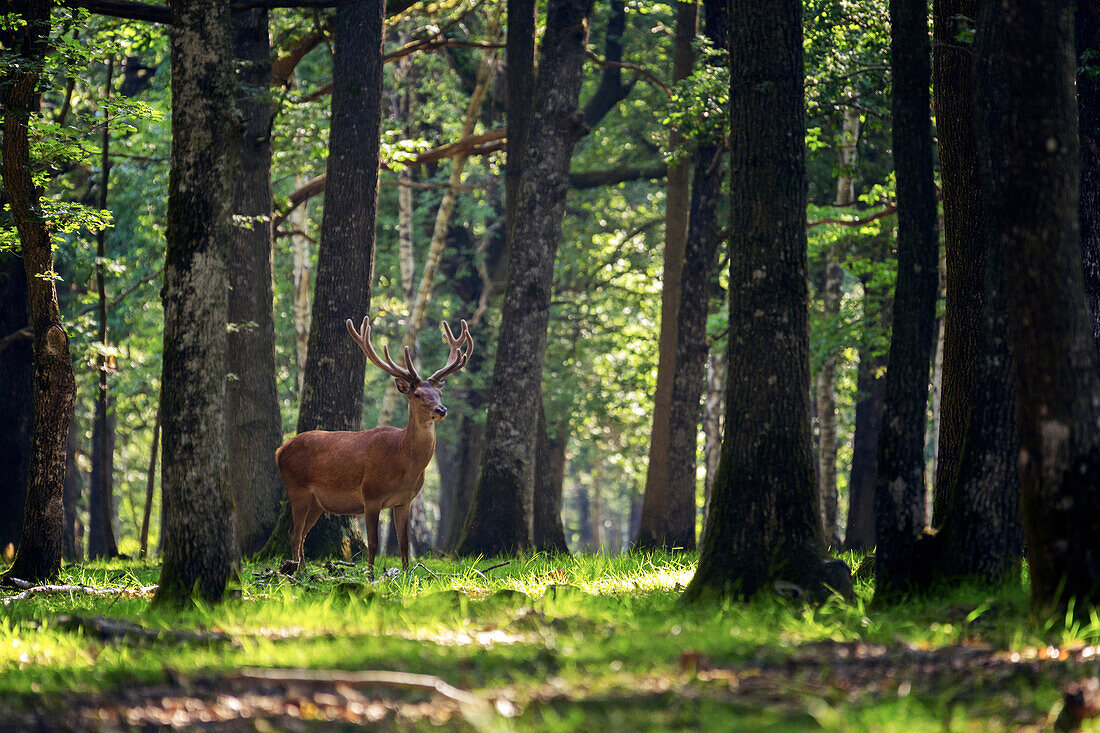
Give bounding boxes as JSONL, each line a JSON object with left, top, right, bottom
{"left": 0, "top": 551, "right": 1098, "bottom": 731}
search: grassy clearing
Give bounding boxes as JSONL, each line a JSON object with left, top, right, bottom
{"left": 1, "top": 551, "right": 1099, "bottom": 730}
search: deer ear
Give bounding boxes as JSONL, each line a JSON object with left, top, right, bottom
{"left": 394, "top": 378, "right": 414, "bottom": 394}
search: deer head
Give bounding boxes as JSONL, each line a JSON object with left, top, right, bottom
{"left": 345, "top": 317, "right": 473, "bottom": 422}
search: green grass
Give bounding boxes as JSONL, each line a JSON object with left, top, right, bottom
{"left": 2, "top": 552, "right": 1099, "bottom": 730}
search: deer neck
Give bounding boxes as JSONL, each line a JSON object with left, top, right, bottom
{"left": 400, "top": 410, "right": 437, "bottom": 461}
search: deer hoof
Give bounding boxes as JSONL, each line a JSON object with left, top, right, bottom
{"left": 278, "top": 559, "right": 300, "bottom": 576}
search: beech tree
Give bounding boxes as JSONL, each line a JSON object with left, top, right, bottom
{"left": 684, "top": 0, "right": 848, "bottom": 601}
{"left": 454, "top": 0, "right": 596, "bottom": 556}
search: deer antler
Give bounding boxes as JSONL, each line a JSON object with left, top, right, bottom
{"left": 346, "top": 317, "right": 422, "bottom": 384}
{"left": 427, "top": 320, "right": 473, "bottom": 384}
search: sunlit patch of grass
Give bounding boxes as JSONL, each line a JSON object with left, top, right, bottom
{"left": 0, "top": 550, "right": 1092, "bottom": 729}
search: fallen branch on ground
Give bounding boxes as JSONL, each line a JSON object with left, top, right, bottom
{"left": 54, "top": 615, "right": 236, "bottom": 645}
{"left": 236, "top": 668, "right": 490, "bottom": 710}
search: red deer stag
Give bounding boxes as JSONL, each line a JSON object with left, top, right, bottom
{"left": 276, "top": 317, "right": 472, "bottom": 575}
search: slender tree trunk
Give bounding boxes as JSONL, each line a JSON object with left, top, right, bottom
{"left": 533, "top": 403, "right": 569, "bottom": 553}
{"left": 685, "top": 0, "right": 847, "bottom": 602}
{"left": 290, "top": 175, "right": 312, "bottom": 394}
{"left": 845, "top": 340, "right": 886, "bottom": 551}
{"left": 227, "top": 7, "right": 284, "bottom": 556}
{"left": 156, "top": 0, "right": 242, "bottom": 604}
{"left": 817, "top": 106, "right": 859, "bottom": 548}
{"left": 62, "top": 418, "right": 83, "bottom": 561}
{"left": 975, "top": 0, "right": 1100, "bottom": 615}
{"left": 139, "top": 405, "right": 160, "bottom": 558}
{"left": 699, "top": 349, "right": 725, "bottom": 545}
{"left": 1078, "top": 3, "right": 1100, "bottom": 352}
{"left": 88, "top": 405, "right": 117, "bottom": 558}
{"left": 90, "top": 57, "right": 119, "bottom": 561}
{"left": 0, "top": 253, "right": 33, "bottom": 553}
{"left": 454, "top": 0, "right": 596, "bottom": 557}
{"left": 441, "top": 411, "right": 483, "bottom": 551}
{"left": 590, "top": 464, "right": 603, "bottom": 552}
{"left": 873, "top": 0, "right": 940, "bottom": 599}
{"left": 434, "top": 424, "right": 458, "bottom": 547}
{"left": 2, "top": 0, "right": 77, "bottom": 584}
{"left": 635, "top": 0, "right": 698, "bottom": 552}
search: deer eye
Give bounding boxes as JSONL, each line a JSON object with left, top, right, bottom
{"left": 413, "top": 393, "right": 421, "bottom": 399}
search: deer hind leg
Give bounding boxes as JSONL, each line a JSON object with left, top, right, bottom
{"left": 296, "top": 498, "right": 324, "bottom": 567}
{"left": 393, "top": 504, "right": 411, "bottom": 571}
{"left": 364, "top": 510, "right": 380, "bottom": 578}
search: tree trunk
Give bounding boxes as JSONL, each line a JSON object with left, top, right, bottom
{"left": 227, "top": 7, "right": 285, "bottom": 557}
{"left": 817, "top": 106, "right": 860, "bottom": 548}
{"left": 699, "top": 350, "right": 725, "bottom": 545}
{"left": 0, "top": 253, "right": 33, "bottom": 554}
{"left": 139, "top": 404, "right": 160, "bottom": 558}
{"left": 62, "top": 418, "right": 83, "bottom": 561}
{"left": 873, "top": 0, "right": 940, "bottom": 599}
{"left": 440, "top": 411, "right": 483, "bottom": 551}
{"left": 260, "top": 0, "right": 386, "bottom": 561}
{"left": 532, "top": 403, "right": 569, "bottom": 553}
{"left": 590, "top": 464, "right": 602, "bottom": 552}
{"left": 453, "top": 0, "right": 596, "bottom": 557}
{"left": 684, "top": 0, "right": 845, "bottom": 602}
{"left": 290, "top": 175, "right": 311, "bottom": 394}
{"left": 434, "top": 423, "right": 459, "bottom": 547}
{"left": 91, "top": 57, "right": 118, "bottom": 561}
{"left": 635, "top": 0, "right": 698, "bottom": 552}
{"left": 845, "top": 335, "right": 887, "bottom": 550}
{"left": 975, "top": 0, "right": 1100, "bottom": 615}
{"left": 1078, "top": 3, "right": 1100, "bottom": 353}
{"left": 155, "top": 0, "right": 241, "bottom": 604}
{"left": 930, "top": 2, "right": 985, "bottom": 528}
{"left": 88, "top": 404, "right": 117, "bottom": 559}
{"left": 2, "top": 0, "right": 78, "bottom": 584}
{"left": 504, "top": 0, "right": 537, "bottom": 249}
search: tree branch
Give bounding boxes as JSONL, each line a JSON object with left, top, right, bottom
{"left": 61, "top": 0, "right": 420, "bottom": 25}
{"left": 568, "top": 162, "right": 666, "bottom": 188}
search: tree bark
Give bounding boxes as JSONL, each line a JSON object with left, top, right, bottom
{"left": 872, "top": 0, "right": 940, "bottom": 599}
{"left": 930, "top": 1, "right": 985, "bottom": 528}
{"left": 2, "top": 0, "right": 78, "bottom": 584}
{"left": 453, "top": 0, "right": 596, "bottom": 557}
{"left": 0, "top": 253, "right": 33, "bottom": 554}
{"left": 155, "top": 0, "right": 241, "bottom": 604}
{"left": 532, "top": 403, "right": 569, "bottom": 553}
{"left": 699, "top": 350, "right": 725, "bottom": 546}
{"left": 139, "top": 404, "right": 160, "bottom": 557}
{"left": 635, "top": 0, "right": 697, "bottom": 552}
{"left": 259, "top": 0, "right": 386, "bottom": 561}
{"left": 504, "top": 0, "right": 536, "bottom": 250}
{"left": 87, "top": 404, "right": 117, "bottom": 558}
{"left": 1078, "top": 3, "right": 1100, "bottom": 353}
{"left": 975, "top": 0, "right": 1100, "bottom": 614}
{"left": 62, "top": 417, "right": 83, "bottom": 561}
{"left": 845, "top": 337, "right": 886, "bottom": 551}
{"left": 227, "top": 7, "right": 285, "bottom": 556}
{"left": 685, "top": 0, "right": 845, "bottom": 602}
{"left": 289, "top": 175, "right": 311, "bottom": 394}
{"left": 90, "top": 57, "right": 119, "bottom": 560}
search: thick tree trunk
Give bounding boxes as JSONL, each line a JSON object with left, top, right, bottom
{"left": 155, "top": 0, "right": 241, "bottom": 604}
{"left": 873, "top": 0, "right": 940, "bottom": 599}
{"left": 635, "top": 0, "right": 697, "bottom": 552}
{"left": 931, "top": 1, "right": 986, "bottom": 527}
{"left": 845, "top": 338, "right": 886, "bottom": 550}
{"left": 1079, "top": 3, "right": 1100, "bottom": 352}
{"left": 532, "top": 404, "right": 569, "bottom": 553}
{"left": 260, "top": 0, "right": 386, "bottom": 561}
{"left": 976, "top": 0, "right": 1100, "bottom": 614}
{"left": 0, "top": 254, "right": 33, "bottom": 553}
{"left": 454, "top": 0, "right": 596, "bottom": 557}
{"left": 91, "top": 58, "right": 118, "bottom": 561}
{"left": 2, "top": 0, "right": 77, "bottom": 584}
{"left": 685, "top": 0, "right": 846, "bottom": 602}
{"left": 87, "top": 405, "right": 117, "bottom": 558}
{"left": 504, "top": 0, "right": 536, "bottom": 249}
{"left": 227, "top": 7, "right": 285, "bottom": 557}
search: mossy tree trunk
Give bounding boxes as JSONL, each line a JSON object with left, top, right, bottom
{"left": 454, "top": 0, "right": 596, "bottom": 557}
{"left": 873, "top": 0, "right": 940, "bottom": 599}
{"left": 684, "top": 0, "right": 845, "bottom": 602}
{"left": 155, "top": 0, "right": 240, "bottom": 604}
{"left": 227, "top": 7, "right": 284, "bottom": 556}
{"left": 259, "top": 0, "right": 386, "bottom": 561}
{"left": 975, "top": 0, "right": 1100, "bottom": 615}
{"left": 0, "top": 0, "right": 76, "bottom": 584}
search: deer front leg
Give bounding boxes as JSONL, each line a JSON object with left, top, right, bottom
{"left": 364, "top": 510, "right": 380, "bottom": 579}
{"left": 393, "top": 504, "right": 411, "bottom": 571}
